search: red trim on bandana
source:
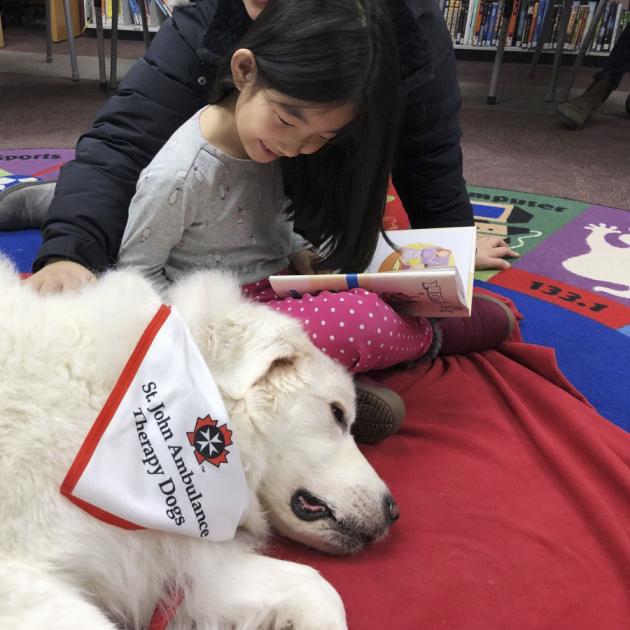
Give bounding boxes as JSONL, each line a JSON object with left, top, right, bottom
{"left": 63, "top": 494, "right": 141, "bottom": 531}
{"left": 60, "top": 304, "right": 172, "bottom": 527}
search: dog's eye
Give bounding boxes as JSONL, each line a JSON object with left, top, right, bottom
{"left": 330, "top": 403, "right": 346, "bottom": 429}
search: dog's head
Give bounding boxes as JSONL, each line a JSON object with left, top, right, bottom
{"left": 171, "top": 271, "right": 399, "bottom": 555}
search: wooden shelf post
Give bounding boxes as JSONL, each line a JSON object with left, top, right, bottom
{"left": 51, "top": 0, "right": 82, "bottom": 43}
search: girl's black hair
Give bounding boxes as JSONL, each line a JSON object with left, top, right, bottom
{"left": 213, "top": 0, "right": 401, "bottom": 272}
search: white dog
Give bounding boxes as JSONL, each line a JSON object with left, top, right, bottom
{"left": 0, "top": 259, "right": 398, "bottom": 630}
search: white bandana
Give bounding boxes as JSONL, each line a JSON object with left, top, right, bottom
{"left": 61, "top": 305, "right": 249, "bottom": 541}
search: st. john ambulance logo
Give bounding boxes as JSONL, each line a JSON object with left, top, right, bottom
{"left": 187, "top": 415, "right": 233, "bottom": 468}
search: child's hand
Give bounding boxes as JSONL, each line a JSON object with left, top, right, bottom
{"left": 475, "top": 236, "right": 519, "bottom": 270}
{"left": 25, "top": 260, "right": 96, "bottom": 294}
{"left": 291, "top": 249, "right": 320, "bottom": 275}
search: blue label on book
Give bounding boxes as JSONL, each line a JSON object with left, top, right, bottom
{"left": 346, "top": 274, "right": 360, "bottom": 289}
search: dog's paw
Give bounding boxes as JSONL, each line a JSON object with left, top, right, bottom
{"left": 271, "top": 572, "right": 347, "bottom": 630}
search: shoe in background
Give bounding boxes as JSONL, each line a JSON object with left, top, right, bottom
{"left": 0, "top": 181, "right": 56, "bottom": 230}
{"left": 353, "top": 378, "right": 406, "bottom": 444}
{"left": 555, "top": 77, "right": 614, "bottom": 130}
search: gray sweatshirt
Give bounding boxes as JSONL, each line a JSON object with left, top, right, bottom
{"left": 118, "top": 108, "right": 309, "bottom": 294}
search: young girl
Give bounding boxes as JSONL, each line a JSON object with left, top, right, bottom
{"left": 118, "top": 0, "right": 514, "bottom": 441}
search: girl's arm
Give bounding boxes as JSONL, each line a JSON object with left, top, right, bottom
{"left": 289, "top": 229, "right": 318, "bottom": 275}
{"left": 118, "top": 170, "right": 187, "bottom": 295}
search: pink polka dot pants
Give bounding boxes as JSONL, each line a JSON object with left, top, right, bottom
{"left": 241, "top": 278, "right": 433, "bottom": 373}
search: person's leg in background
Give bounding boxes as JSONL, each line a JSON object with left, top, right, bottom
{"left": 556, "top": 23, "right": 630, "bottom": 130}
{"left": 0, "top": 181, "right": 56, "bottom": 229}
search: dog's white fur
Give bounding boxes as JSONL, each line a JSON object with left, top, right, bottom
{"left": 0, "top": 260, "right": 396, "bottom": 629}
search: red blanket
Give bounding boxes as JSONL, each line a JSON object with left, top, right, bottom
{"left": 272, "top": 340, "right": 630, "bottom": 628}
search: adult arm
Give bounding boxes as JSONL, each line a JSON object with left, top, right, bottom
{"left": 33, "top": 0, "right": 236, "bottom": 274}
{"left": 475, "top": 236, "right": 519, "bottom": 269}
{"left": 391, "top": 0, "right": 473, "bottom": 229}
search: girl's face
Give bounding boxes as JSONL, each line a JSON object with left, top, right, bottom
{"left": 234, "top": 88, "right": 356, "bottom": 164}
{"left": 242, "top": 0, "right": 269, "bottom": 20}
{"left": 230, "top": 48, "right": 356, "bottom": 163}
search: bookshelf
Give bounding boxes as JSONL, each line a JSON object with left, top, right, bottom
{"left": 83, "top": 0, "right": 171, "bottom": 34}
{"left": 454, "top": 43, "right": 610, "bottom": 53}
{"left": 442, "top": 0, "right": 629, "bottom": 56}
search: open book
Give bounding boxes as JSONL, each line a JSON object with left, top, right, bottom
{"left": 270, "top": 226, "right": 476, "bottom": 317}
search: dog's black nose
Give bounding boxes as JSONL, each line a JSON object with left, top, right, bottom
{"left": 384, "top": 495, "right": 400, "bottom": 522}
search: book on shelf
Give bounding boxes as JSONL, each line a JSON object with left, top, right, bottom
{"left": 127, "top": 0, "right": 164, "bottom": 26}
{"left": 506, "top": 0, "right": 522, "bottom": 46}
{"left": 456, "top": 0, "right": 469, "bottom": 43}
{"left": 269, "top": 226, "right": 476, "bottom": 318}
{"left": 483, "top": 1, "right": 498, "bottom": 46}
{"left": 596, "top": 1, "right": 613, "bottom": 50}
{"left": 575, "top": 5, "right": 591, "bottom": 50}
{"left": 491, "top": 0, "right": 505, "bottom": 46}
{"left": 602, "top": 0, "right": 619, "bottom": 50}
{"left": 550, "top": 4, "right": 562, "bottom": 49}
{"left": 127, "top": 0, "right": 141, "bottom": 24}
{"left": 463, "top": 0, "right": 478, "bottom": 42}
{"left": 153, "top": 0, "right": 173, "bottom": 17}
{"left": 474, "top": 0, "right": 485, "bottom": 44}
{"left": 608, "top": 1, "right": 623, "bottom": 50}
{"left": 104, "top": 0, "right": 118, "bottom": 19}
{"left": 531, "top": 0, "right": 547, "bottom": 49}
{"left": 525, "top": 0, "right": 539, "bottom": 48}
{"left": 579, "top": 2, "right": 597, "bottom": 50}
{"left": 564, "top": 0, "right": 579, "bottom": 49}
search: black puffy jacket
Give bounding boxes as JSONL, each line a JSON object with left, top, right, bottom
{"left": 34, "top": 0, "right": 472, "bottom": 273}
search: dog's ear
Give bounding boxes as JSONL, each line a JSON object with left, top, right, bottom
{"left": 170, "top": 270, "right": 308, "bottom": 400}
{"left": 219, "top": 336, "right": 300, "bottom": 400}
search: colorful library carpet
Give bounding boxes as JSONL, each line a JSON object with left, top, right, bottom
{"left": 1, "top": 149, "right": 629, "bottom": 430}
{"left": 473, "top": 188, "right": 630, "bottom": 432}
{"left": 470, "top": 186, "right": 630, "bottom": 432}
{"left": 0, "top": 148, "right": 73, "bottom": 186}
{"left": 388, "top": 183, "right": 630, "bottom": 431}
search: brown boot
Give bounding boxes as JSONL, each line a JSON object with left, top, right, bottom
{"left": 353, "top": 378, "right": 406, "bottom": 444}
{"left": 556, "top": 78, "right": 614, "bottom": 130}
